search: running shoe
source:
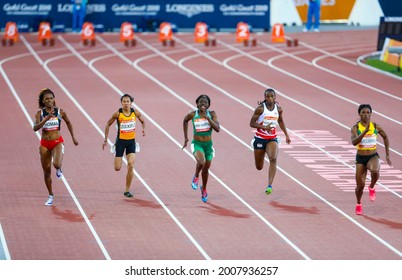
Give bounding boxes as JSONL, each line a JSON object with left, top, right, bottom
{"left": 56, "top": 168, "right": 63, "bottom": 179}
{"left": 265, "top": 185, "right": 273, "bottom": 195}
{"left": 369, "top": 187, "right": 376, "bottom": 202}
{"left": 355, "top": 203, "right": 362, "bottom": 215}
{"left": 45, "top": 195, "right": 54, "bottom": 206}
{"left": 124, "top": 191, "right": 133, "bottom": 198}
{"left": 200, "top": 186, "right": 208, "bottom": 203}
{"left": 191, "top": 176, "right": 199, "bottom": 190}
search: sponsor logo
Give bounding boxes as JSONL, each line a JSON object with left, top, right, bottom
{"left": 57, "top": 3, "right": 106, "bottom": 14}
{"left": 219, "top": 4, "right": 268, "bottom": 16}
{"left": 111, "top": 4, "right": 160, "bottom": 16}
{"left": 165, "top": 4, "right": 214, "bottom": 18}
{"left": 3, "top": 3, "right": 52, "bottom": 15}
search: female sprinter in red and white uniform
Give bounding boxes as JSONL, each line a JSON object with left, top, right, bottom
{"left": 351, "top": 104, "right": 392, "bottom": 215}
{"left": 249, "top": 88, "right": 291, "bottom": 195}
{"left": 102, "top": 94, "right": 145, "bottom": 198}
{"left": 33, "top": 88, "right": 79, "bottom": 206}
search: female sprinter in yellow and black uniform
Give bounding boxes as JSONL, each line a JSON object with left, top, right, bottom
{"left": 351, "top": 104, "right": 392, "bottom": 215}
{"left": 33, "top": 88, "right": 79, "bottom": 206}
{"left": 182, "top": 94, "right": 220, "bottom": 202}
{"left": 102, "top": 94, "right": 145, "bottom": 198}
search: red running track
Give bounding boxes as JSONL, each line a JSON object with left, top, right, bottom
{"left": 0, "top": 29, "right": 401, "bottom": 260}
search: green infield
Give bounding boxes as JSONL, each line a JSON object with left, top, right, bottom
{"left": 365, "top": 57, "right": 402, "bottom": 78}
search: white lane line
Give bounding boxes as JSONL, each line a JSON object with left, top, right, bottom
{"left": 0, "top": 223, "right": 11, "bottom": 260}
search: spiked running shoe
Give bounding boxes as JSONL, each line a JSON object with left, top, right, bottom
{"left": 56, "top": 168, "right": 63, "bottom": 179}
{"left": 355, "top": 203, "right": 362, "bottom": 215}
{"left": 265, "top": 185, "right": 273, "bottom": 195}
{"left": 200, "top": 186, "right": 208, "bottom": 203}
{"left": 369, "top": 187, "right": 376, "bottom": 202}
{"left": 124, "top": 191, "right": 134, "bottom": 198}
{"left": 191, "top": 176, "right": 199, "bottom": 190}
{"left": 45, "top": 195, "right": 54, "bottom": 206}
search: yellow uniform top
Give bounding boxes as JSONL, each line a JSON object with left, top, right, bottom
{"left": 117, "top": 108, "right": 136, "bottom": 140}
{"left": 356, "top": 122, "right": 377, "bottom": 151}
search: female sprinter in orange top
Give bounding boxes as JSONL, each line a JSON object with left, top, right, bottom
{"left": 351, "top": 104, "right": 392, "bottom": 215}
{"left": 102, "top": 94, "right": 145, "bottom": 198}
{"left": 33, "top": 88, "right": 79, "bottom": 206}
{"left": 249, "top": 88, "right": 291, "bottom": 195}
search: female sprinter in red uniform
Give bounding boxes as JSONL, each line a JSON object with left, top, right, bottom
{"left": 182, "top": 94, "right": 220, "bottom": 202}
{"left": 102, "top": 94, "right": 145, "bottom": 198}
{"left": 33, "top": 88, "right": 79, "bottom": 206}
{"left": 351, "top": 104, "right": 392, "bottom": 215}
{"left": 249, "top": 88, "right": 291, "bottom": 195}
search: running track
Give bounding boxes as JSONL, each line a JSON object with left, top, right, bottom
{"left": 0, "top": 29, "right": 401, "bottom": 260}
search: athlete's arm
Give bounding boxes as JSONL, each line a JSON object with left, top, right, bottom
{"left": 182, "top": 111, "right": 195, "bottom": 149}
{"left": 61, "top": 109, "right": 78, "bottom": 146}
{"left": 102, "top": 111, "right": 119, "bottom": 150}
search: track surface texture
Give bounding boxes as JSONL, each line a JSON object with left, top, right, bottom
{"left": 0, "top": 29, "right": 401, "bottom": 260}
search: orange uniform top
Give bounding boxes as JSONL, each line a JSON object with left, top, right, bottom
{"left": 117, "top": 108, "right": 136, "bottom": 140}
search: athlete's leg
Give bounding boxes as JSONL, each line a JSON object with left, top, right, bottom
{"left": 194, "top": 150, "right": 205, "bottom": 178}
{"left": 355, "top": 164, "right": 367, "bottom": 204}
{"left": 201, "top": 160, "right": 211, "bottom": 191}
{"left": 114, "top": 157, "right": 123, "bottom": 171}
{"left": 40, "top": 146, "right": 53, "bottom": 195}
{"left": 266, "top": 141, "right": 279, "bottom": 186}
{"left": 125, "top": 153, "right": 135, "bottom": 192}
{"left": 254, "top": 149, "right": 266, "bottom": 170}
{"left": 52, "top": 143, "right": 64, "bottom": 170}
{"left": 366, "top": 156, "right": 380, "bottom": 189}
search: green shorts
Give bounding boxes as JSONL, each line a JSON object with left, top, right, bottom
{"left": 191, "top": 140, "right": 215, "bottom": 161}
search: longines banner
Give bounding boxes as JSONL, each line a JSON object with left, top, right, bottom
{"left": 0, "top": 0, "right": 271, "bottom": 32}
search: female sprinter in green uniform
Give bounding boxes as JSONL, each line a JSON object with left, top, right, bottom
{"left": 351, "top": 104, "right": 392, "bottom": 215}
{"left": 182, "top": 94, "right": 220, "bottom": 202}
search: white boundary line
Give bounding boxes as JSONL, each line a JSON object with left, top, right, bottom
{"left": 0, "top": 223, "right": 11, "bottom": 260}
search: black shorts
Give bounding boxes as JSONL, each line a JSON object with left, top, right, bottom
{"left": 252, "top": 136, "right": 278, "bottom": 150}
{"left": 115, "top": 139, "right": 136, "bottom": 157}
{"left": 355, "top": 153, "right": 379, "bottom": 166}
